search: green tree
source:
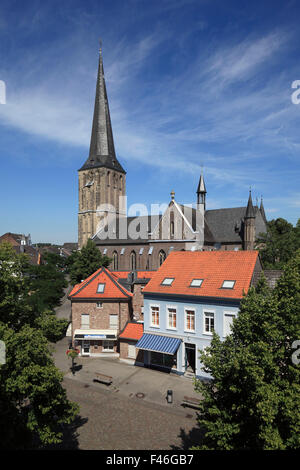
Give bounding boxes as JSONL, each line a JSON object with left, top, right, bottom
{"left": 0, "top": 242, "right": 34, "bottom": 329}
{"left": 193, "top": 250, "right": 300, "bottom": 450}
{"left": 257, "top": 217, "right": 300, "bottom": 269}
{"left": 0, "top": 242, "right": 79, "bottom": 448}
{"left": 66, "top": 239, "right": 111, "bottom": 285}
{"left": 0, "top": 324, "right": 79, "bottom": 449}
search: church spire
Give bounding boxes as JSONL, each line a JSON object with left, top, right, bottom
{"left": 260, "top": 196, "right": 267, "bottom": 223}
{"left": 79, "top": 44, "right": 125, "bottom": 173}
{"left": 197, "top": 169, "right": 207, "bottom": 210}
{"left": 245, "top": 189, "right": 255, "bottom": 219}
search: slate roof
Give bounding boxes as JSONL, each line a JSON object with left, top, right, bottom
{"left": 79, "top": 48, "right": 125, "bottom": 174}
{"left": 143, "top": 250, "right": 259, "bottom": 300}
{"left": 93, "top": 215, "right": 162, "bottom": 244}
{"left": 93, "top": 204, "right": 267, "bottom": 246}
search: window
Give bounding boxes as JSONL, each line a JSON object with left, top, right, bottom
{"left": 159, "top": 250, "right": 166, "bottom": 266}
{"left": 130, "top": 251, "right": 136, "bottom": 270}
{"left": 170, "top": 220, "right": 174, "bottom": 238}
{"left": 81, "top": 314, "right": 90, "bottom": 329}
{"left": 161, "top": 277, "right": 174, "bottom": 286}
{"left": 148, "top": 246, "right": 153, "bottom": 255}
{"left": 221, "top": 280, "right": 236, "bottom": 289}
{"left": 96, "top": 301, "right": 103, "bottom": 309}
{"left": 102, "top": 341, "right": 114, "bottom": 352}
{"left": 190, "top": 279, "right": 203, "bottom": 287}
{"left": 113, "top": 251, "right": 118, "bottom": 270}
{"left": 223, "top": 312, "right": 236, "bottom": 337}
{"left": 109, "top": 315, "right": 118, "bottom": 329}
{"left": 120, "top": 248, "right": 125, "bottom": 255}
{"left": 97, "top": 283, "right": 105, "bottom": 293}
{"left": 103, "top": 248, "right": 107, "bottom": 255}
{"left": 139, "top": 247, "right": 144, "bottom": 255}
{"left": 204, "top": 311, "right": 215, "bottom": 334}
{"left": 151, "top": 306, "right": 159, "bottom": 327}
{"left": 167, "top": 308, "right": 177, "bottom": 329}
{"left": 185, "top": 310, "right": 195, "bottom": 331}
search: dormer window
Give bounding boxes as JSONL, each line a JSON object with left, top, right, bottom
{"left": 221, "top": 280, "right": 236, "bottom": 289}
{"left": 161, "top": 278, "right": 174, "bottom": 286}
{"left": 97, "top": 283, "right": 105, "bottom": 293}
{"left": 190, "top": 279, "right": 203, "bottom": 287}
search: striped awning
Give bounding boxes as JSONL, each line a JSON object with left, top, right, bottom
{"left": 136, "top": 333, "right": 181, "bottom": 355}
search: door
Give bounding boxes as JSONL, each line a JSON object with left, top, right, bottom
{"left": 128, "top": 343, "right": 136, "bottom": 359}
{"left": 185, "top": 343, "right": 196, "bottom": 373}
{"left": 82, "top": 341, "right": 90, "bottom": 356}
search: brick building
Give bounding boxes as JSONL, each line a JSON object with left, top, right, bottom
{"left": 77, "top": 47, "right": 268, "bottom": 269}
{"left": 68, "top": 267, "right": 155, "bottom": 360}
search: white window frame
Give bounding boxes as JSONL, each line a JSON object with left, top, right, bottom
{"left": 190, "top": 278, "right": 203, "bottom": 287}
{"left": 184, "top": 308, "right": 196, "bottom": 333}
{"left": 150, "top": 304, "right": 160, "bottom": 328}
{"left": 81, "top": 314, "right": 90, "bottom": 329}
{"left": 221, "top": 280, "right": 236, "bottom": 289}
{"left": 223, "top": 311, "right": 237, "bottom": 337}
{"left": 97, "top": 283, "right": 105, "bottom": 293}
{"left": 161, "top": 277, "right": 174, "bottom": 286}
{"left": 109, "top": 314, "right": 118, "bottom": 330}
{"left": 166, "top": 305, "right": 177, "bottom": 330}
{"left": 203, "top": 310, "right": 215, "bottom": 336}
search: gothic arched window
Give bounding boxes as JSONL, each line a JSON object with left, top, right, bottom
{"left": 113, "top": 251, "right": 118, "bottom": 270}
{"left": 170, "top": 221, "right": 175, "bottom": 238}
{"left": 159, "top": 250, "right": 166, "bottom": 266}
{"left": 130, "top": 251, "right": 136, "bottom": 271}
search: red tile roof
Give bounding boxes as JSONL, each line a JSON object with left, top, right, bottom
{"left": 68, "top": 266, "right": 133, "bottom": 300}
{"left": 143, "top": 250, "right": 259, "bottom": 300}
{"left": 119, "top": 322, "right": 144, "bottom": 340}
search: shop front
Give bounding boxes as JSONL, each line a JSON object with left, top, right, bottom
{"left": 73, "top": 329, "right": 118, "bottom": 357}
{"left": 136, "top": 333, "right": 181, "bottom": 373}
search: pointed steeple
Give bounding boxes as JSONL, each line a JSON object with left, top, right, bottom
{"left": 197, "top": 170, "right": 207, "bottom": 210}
{"left": 79, "top": 44, "right": 125, "bottom": 173}
{"left": 245, "top": 190, "right": 255, "bottom": 219}
{"left": 260, "top": 196, "right": 267, "bottom": 223}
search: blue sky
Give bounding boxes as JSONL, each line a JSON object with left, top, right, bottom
{"left": 0, "top": 0, "right": 299, "bottom": 244}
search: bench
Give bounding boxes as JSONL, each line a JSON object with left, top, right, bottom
{"left": 182, "top": 396, "right": 201, "bottom": 409}
{"left": 93, "top": 372, "right": 113, "bottom": 385}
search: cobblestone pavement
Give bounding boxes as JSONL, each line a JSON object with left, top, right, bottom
{"left": 58, "top": 377, "right": 202, "bottom": 450}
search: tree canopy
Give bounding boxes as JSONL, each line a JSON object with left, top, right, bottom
{"left": 193, "top": 249, "right": 300, "bottom": 450}
{"left": 66, "top": 239, "right": 111, "bottom": 285}
{"left": 257, "top": 217, "right": 300, "bottom": 269}
{"left": 0, "top": 242, "right": 79, "bottom": 448}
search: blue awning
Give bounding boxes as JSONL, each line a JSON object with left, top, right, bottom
{"left": 136, "top": 333, "right": 181, "bottom": 355}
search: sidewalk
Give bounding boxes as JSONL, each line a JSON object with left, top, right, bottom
{"left": 55, "top": 338, "right": 201, "bottom": 414}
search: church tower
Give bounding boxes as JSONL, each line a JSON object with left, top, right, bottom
{"left": 78, "top": 45, "right": 126, "bottom": 249}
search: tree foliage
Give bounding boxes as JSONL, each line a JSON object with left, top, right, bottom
{"left": 193, "top": 250, "right": 300, "bottom": 450}
{"left": 0, "top": 242, "right": 79, "bottom": 448}
{"left": 66, "top": 239, "right": 111, "bottom": 285}
{"left": 257, "top": 217, "right": 300, "bottom": 269}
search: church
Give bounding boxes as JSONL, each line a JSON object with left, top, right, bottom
{"left": 77, "top": 47, "right": 267, "bottom": 271}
